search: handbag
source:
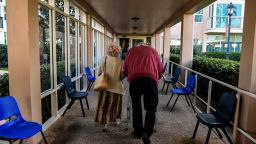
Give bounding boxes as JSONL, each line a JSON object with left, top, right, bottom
{"left": 94, "top": 56, "right": 108, "bottom": 91}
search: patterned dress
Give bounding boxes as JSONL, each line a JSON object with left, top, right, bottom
{"left": 95, "top": 91, "right": 122, "bottom": 124}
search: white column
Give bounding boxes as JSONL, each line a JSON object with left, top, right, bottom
{"left": 6, "top": 0, "right": 41, "bottom": 143}
{"left": 155, "top": 33, "right": 161, "bottom": 54}
{"left": 180, "top": 14, "right": 194, "bottom": 68}
{"left": 237, "top": 0, "right": 256, "bottom": 143}
{"left": 163, "top": 27, "right": 171, "bottom": 60}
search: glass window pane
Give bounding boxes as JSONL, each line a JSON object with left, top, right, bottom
{"left": 69, "top": 5, "right": 75, "bottom": 17}
{"left": 56, "top": 12, "right": 66, "bottom": 84}
{"left": 79, "top": 24, "right": 83, "bottom": 74}
{"left": 93, "top": 30, "right": 97, "bottom": 68}
{"left": 39, "top": 5, "right": 51, "bottom": 92}
{"left": 55, "top": 0, "right": 64, "bottom": 11}
{"left": 195, "top": 15, "right": 203, "bottom": 22}
{"left": 70, "top": 19, "right": 77, "bottom": 78}
{"left": 41, "top": 95, "right": 51, "bottom": 123}
{"left": 57, "top": 86, "right": 66, "bottom": 110}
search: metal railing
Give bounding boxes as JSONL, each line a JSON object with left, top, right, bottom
{"left": 167, "top": 59, "right": 256, "bottom": 143}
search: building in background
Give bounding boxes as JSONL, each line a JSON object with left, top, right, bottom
{"left": 0, "top": 0, "right": 7, "bottom": 45}
{"left": 170, "top": 0, "right": 244, "bottom": 53}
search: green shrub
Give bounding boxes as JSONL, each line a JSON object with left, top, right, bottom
{"left": 40, "top": 63, "right": 51, "bottom": 92}
{"left": 193, "top": 56, "right": 239, "bottom": 85}
{"left": 193, "top": 56, "right": 239, "bottom": 107}
{"left": 0, "top": 44, "right": 8, "bottom": 67}
{"left": 0, "top": 74, "right": 9, "bottom": 97}
{"left": 170, "top": 54, "right": 180, "bottom": 64}
{"left": 203, "top": 52, "right": 240, "bottom": 61}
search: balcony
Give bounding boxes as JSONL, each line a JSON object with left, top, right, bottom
{"left": 206, "top": 16, "right": 243, "bottom": 34}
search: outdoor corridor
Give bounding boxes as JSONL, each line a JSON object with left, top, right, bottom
{"left": 41, "top": 80, "right": 228, "bottom": 144}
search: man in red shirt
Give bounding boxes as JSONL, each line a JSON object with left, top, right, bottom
{"left": 123, "top": 44, "right": 163, "bottom": 144}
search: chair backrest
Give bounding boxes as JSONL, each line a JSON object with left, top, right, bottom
{"left": 85, "top": 66, "right": 92, "bottom": 77}
{"left": 163, "top": 62, "right": 167, "bottom": 73}
{"left": 214, "top": 92, "right": 236, "bottom": 124}
{"left": 62, "top": 76, "right": 75, "bottom": 97}
{"left": 172, "top": 68, "right": 181, "bottom": 82}
{"left": 0, "top": 96, "right": 21, "bottom": 121}
{"left": 186, "top": 74, "right": 196, "bottom": 92}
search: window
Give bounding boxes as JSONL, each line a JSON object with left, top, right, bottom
{"left": 0, "top": 17, "right": 3, "bottom": 28}
{"left": 194, "top": 9, "right": 203, "bottom": 22}
{"left": 215, "top": 4, "right": 242, "bottom": 28}
{"left": 39, "top": 5, "right": 52, "bottom": 92}
{"left": 4, "top": 6, "right": 6, "bottom": 20}
{"left": 69, "top": 18, "right": 77, "bottom": 78}
{"left": 55, "top": 0, "right": 64, "bottom": 11}
{"left": 4, "top": 32, "right": 7, "bottom": 44}
{"left": 56, "top": 12, "right": 66, "bottom": 84}
{"left": 38, "top": 0, "right": 88, "bottom": 124}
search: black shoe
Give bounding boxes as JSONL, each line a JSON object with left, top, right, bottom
{"left": 141, "top": 133, "right": 151, "bottom": 144}
{"left": 133, "top": 132, "right": 141, "bottom": 139}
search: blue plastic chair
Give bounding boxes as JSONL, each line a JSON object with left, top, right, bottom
{"left": 0, "top": 96, "right": 48, "bottom": 144}
{"left": 162, "top": 67, "right": 181, "bottom": 94}
{"left": 167, "top": 74, "right": 196, "bottom": 112}
{"left": 62, "top": 76, "right": 90, "bottom": 117}
{"left": 192, "top": 92, "right": 236, "bottom": 144}
{"left": 85, "top": 66, "right": 96, "bottom": 92}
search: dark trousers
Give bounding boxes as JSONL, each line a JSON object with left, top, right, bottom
{"left": 129, "top": 77, "right": 158, "bottom": 137}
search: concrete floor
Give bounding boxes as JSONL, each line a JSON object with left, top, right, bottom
{"left": 41, "top": 81, "right": 229, "bottom": 144}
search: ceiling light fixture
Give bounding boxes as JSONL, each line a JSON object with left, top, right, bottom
{"left": 131, "top": 17, "right": 140, "bottom": 22}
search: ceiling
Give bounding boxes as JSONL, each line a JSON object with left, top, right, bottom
{"left": 83, "top": 0, "right": 213, "bottom": 35}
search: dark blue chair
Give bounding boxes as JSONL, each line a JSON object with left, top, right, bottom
{"left": 85, "top": 66, "right": 96, "bottom": 92}
{"left": 0, "top": 96, "right": 48, "bottom": 144}
{"left": 167, "top": 74, "right": 196, "bottom": 112}
{"left": 162, "top": 67, "right": 181, "bottom": 94}
{"left": 192, "top": 92, "right": 236, "bottom": 144}
{"left": 62, "top": 76, "right": 90, "bottom": 117}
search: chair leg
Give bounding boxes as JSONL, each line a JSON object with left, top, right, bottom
{"left": 184, "top": 95, "right": 191, "bottom": 107}
{"left": 187, "top": 95, "right": 196, "bottom": 113}
{"left": 172, "top": 83, "right": 177, "bottom": 88}
{"left": 41, "top": 131, "right": 48, "bottom": 144}
{"left": 205, "top": 127, "right": 212, "bottom": 144}
{"left": 162, "top": 82, "right": 166, "bottom": 92}
{"left": 215, "top": 128, "right": 223, "bottom": 139}
{"left": 167, "top": 93, "right": 174, "bottom": 107}
{"left": 221, "top": 128, "right": 233, "bottom": 144}
{"left": 86, "top": 82, "right": 92, "bottom": 92}
{"left": 79, "top": 99, "right": 85, "bottom": 117}
{"left": 85, "top": 97, "right": 90, "bottom": 110}
{"left": 19, "top": 140, "right": 23, "bottom": 144}
{"left": 170, "top": 95, "right": 180, "bottom": 112}
{"left": 62, "top": 100, "right": 75, "bottom": 116}
{"left": 192, "top": 120, "right": 200, "bottom": 138}
{"left": 165, "top": 83, "right": 170, "bottom": 95}
{"left": 89, "top": 82, "right": 94, "bottom": 91}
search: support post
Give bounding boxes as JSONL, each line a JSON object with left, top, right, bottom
{"left": 6, "top": 0, "right": 42, "bottom": 143}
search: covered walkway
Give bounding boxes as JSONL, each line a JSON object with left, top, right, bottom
{"left": 41, "top": 81, "right": 227, "bottom": 144}
{"left": 4, "top": 0, "right": 256, "bottom": 143}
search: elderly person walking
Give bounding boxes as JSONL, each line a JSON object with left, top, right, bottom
{"left": 123, "top": 44, "right": 163, "bottom": 144}
{"left": 95, "top": 42, "right": 124, "bottom": 132}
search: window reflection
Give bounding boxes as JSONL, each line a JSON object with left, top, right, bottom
{"left": 56, "top": 12, "right": 66, "bottom": 84}
{"left": 39, "top": 5, "right": 51, "bottom": 92}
